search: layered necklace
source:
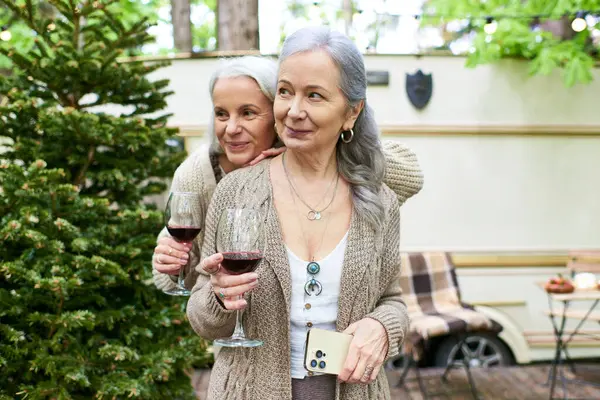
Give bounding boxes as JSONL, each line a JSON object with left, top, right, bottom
{"left": 282, "top": 153, "right": 339, "bottom": 296}
{"left": 282, "top": 153, "right": 339, "bottom": 221}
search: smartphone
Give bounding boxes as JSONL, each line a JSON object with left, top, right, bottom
{"left": 304, "top": 328, "right": 353, "bottom": 376}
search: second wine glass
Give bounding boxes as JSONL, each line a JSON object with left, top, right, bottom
{"left": 164, "top": 191, "right": 203, "bottom": 296}
{"left": 214, "top": 208, "right": 265, "bottom": 348}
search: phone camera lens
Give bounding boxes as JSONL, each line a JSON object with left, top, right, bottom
{"left": 310, "top": 360, "right": 317, "bottom": 368}
{"left": 319, "top": 361, "right": 326, "bottom": 369}
{"left": 316, "top": 350, "right": 323, "bottom": 358}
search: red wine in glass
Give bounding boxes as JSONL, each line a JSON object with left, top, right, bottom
{"left": 167, "top": 226, "right": 202, "bottom": 242}
{"left": 164, "top": 191, "right": 203, "bottom": 296}
{"left": 221, "top": 251, "right": 263, "bottom": 275}
{"left": 214, "top": 208, "right": 265, "bottom": 348}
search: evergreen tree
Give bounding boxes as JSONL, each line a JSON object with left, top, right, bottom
{"left": 0, "top": 1, "right": 210, "bottom": 398}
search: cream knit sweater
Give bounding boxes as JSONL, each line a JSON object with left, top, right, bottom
{"left": 152, "top": 141, "right": 424, "bottom": 293}
{"left": 187, "top": 160, "right": 407, "bottom": 400}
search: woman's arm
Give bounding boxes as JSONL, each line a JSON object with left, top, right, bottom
{"left": 339, "top": 190, "right": 409, "bottom": 384}
{"left": 382, "top": 140, "right": 424, "bottom": 206}
{"left": 186, "top": 272, "right": 238, "bottom": 340}
{"left": 364, "top": 193, "right": 409, "bottom": 360}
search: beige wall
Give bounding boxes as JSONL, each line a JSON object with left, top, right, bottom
{"left": 142, "top": 55, "right": 600, "bottom": 131}
{"left": 108, "top": 55, "right": 600, "bottom": 252}
{"left": 364, "top": 56, "right": 600, "bottom": 129}
{"left": 396, "top": 134, "right": 600, "bottom": 251}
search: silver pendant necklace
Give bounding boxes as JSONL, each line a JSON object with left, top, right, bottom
{"left": 282, "top": 153, "right": 339, "bottom": 221}
{"left": 283, "top": 156, "right": 339, "bottom": 296}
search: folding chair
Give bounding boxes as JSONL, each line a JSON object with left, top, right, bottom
{"left": 396, "top": 252, "right": 503, "bottom": 400}
{"left": 543, "top": 250, "right": 600, "bottom": 399}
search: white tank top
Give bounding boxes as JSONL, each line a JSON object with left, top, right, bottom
{"left": 287, "top": 232, "right": 348, "bottom": 379}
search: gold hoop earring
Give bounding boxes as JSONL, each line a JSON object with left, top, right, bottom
{"left": 340, "top": 129, "right": 354, "bottom": 144}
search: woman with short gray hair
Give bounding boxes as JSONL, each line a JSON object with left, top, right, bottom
{"left": 152, "top": 55, "right": 281, "bottom": 292}
{"left": 188, "top": 26, "right": 418, "bottom": 399}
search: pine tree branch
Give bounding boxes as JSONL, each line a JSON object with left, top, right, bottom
{"left": 101, "top": 13, "right": 149, "bottom": 60}
{"left": 50, "top": 191, "right": 57, "bottom": 215}
{"left": 0, "top": 200, "right": 17, "bottom": 217}
{"left": 34, "top": 38, "right": 51, "bottom": 58}
{"left": 67, "top": 0, "right": 77, "bottom": 13}
{"left": 25, "top": 0, "right": 34, "bottom": 23}
{"left": 48, "top": 287, "right": 64, "bottom": 339}
{"left": 71, "top": 2, "right": 81, "bottom": 51}
{"left": 74, "top": 145, "right": 95, "bottom": 186}
{"left": 0, "top": 1, "right": 28, "bottom": 24}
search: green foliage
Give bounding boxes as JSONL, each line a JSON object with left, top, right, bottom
{"left": 2, "top": 0, "right": 219, "bottom": 64}
{"left": 424, "top": 0, "right": 600, "bottom": 87}
{"left": 0, "top": 8, "right": 35, "bottom": 70}
{"left": 0, "top": 0, "right": 163, "bottom": 68}
{"left": 0, "top": 1, "right": 209, "bottom": 398}
{"left": 192, "top": 0, "right": 216, "bottom": 51}
{"left": 116, "top": 0, "right": 169, "bottom": 26}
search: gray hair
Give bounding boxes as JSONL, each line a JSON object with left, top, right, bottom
{"left": 279, "top": 26, "right": 386, "bottom": 231}
{"left": 207, "top": 55, "right": 278, "bottom": 156}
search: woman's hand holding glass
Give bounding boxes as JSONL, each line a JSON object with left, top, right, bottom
{"left": 153, "top": 236, "right": 193, "bottom": 275}
{"left": 201, "top": 252, "right": 259, "bottom": 311}
{"left": 205, "top": 208, "right": 265, "bottom": 347}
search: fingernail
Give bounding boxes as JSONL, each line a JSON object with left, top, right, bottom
{"left": 180, "top": 259, "right": 187, "bottom": 265}
{"left": 183, "top": 254, "right": 189, "bottom": 259}
{"left": 249, "top": 273, "right": 258, "bottom": 280}
{"left": 250, "top": 280, "right": 258, "bottom": 287}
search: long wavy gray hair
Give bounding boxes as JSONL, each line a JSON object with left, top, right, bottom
{"left": 279, "top": 26, "right": 386, "bottom": 230}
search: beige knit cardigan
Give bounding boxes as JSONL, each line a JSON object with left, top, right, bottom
{"left": 187, "top": 158, "right": 409, "bottom": 400}
{"left": 152, "top": 141, "right": 424, "bottom": 293}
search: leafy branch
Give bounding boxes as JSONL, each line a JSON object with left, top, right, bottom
{"left": 424, "top": 0, "right": 600, "bottom": 87}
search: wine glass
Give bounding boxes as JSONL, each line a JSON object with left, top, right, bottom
{"left": 164, "top": 191, "right": 203, "bottom": 296}
{"left": 213, "top": 208, "right": 265, "bottom": 348}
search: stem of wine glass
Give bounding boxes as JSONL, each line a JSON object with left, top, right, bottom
{"left": 177, "top": 260, "right": 187, "bottom": 289}
{"left": 231, "top": 295, "right": 246, "bottom": 339}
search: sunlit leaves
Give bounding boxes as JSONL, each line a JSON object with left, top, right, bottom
{"left": 425, "top": 0, "right": 600, "bottom": 86}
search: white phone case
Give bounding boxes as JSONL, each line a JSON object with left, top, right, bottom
{"left": 304, "top": 328, "right": 353, "bottom": 376}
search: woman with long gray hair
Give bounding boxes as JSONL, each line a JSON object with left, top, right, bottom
{"left": 152, "top": 54, "right": 422, "bottom": 294}
{"left": 188, "top": 26, "right": 416, "bottom": 399}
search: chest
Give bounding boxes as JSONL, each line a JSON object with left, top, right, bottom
{"left": 272, "top": 176, "right": 352, "bottom": 262}
{"left": 287, "top": 233, "right": 347, "bottom": 319}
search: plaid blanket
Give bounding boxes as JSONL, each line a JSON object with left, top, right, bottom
{"left": 399, "top": 252, "right": 501, "bottom": 350}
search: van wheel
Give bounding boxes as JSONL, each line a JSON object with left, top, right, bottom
{"left": 434, "top": 333, "right": 514, "bottom": 368}
{"left": 385, "top": 353, "right": 410, "bottom": 371}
